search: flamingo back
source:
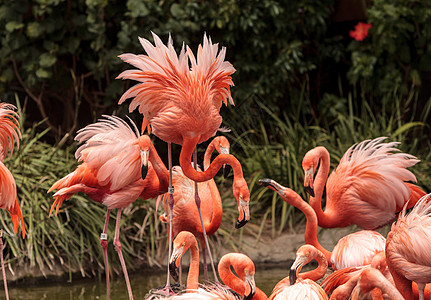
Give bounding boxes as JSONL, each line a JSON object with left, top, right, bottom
{"left": 117, "top": 33, "right": 235, "bottom": 145}
{"left": 269, "top": 279, "right": 328, "bottom": 300}
{"left": 166, "top": 287, "right": 240, "bottom": 300}
{"left": 331, "top": 230, "right": 386, "bottom": 270}
{"left": 326, "top": 137, "right": 422, "bottom": 228}
{"left": 0, "top": 102, "right": 21, "bottom": 161}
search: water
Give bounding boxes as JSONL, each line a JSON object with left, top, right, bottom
{"left": 4, "top": 263, "right": 294, "bottom": 299}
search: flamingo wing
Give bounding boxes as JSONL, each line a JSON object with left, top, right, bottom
{"left": 326, "top": 137, "right": 423, "bottom": 228}
{"left": 0, "top": 102, "right": 21, "bottom": 160}
{"left": 74, "top": 115, "right": 141, "bottom": 190}
{"left": 117, "top": 33, "right": 235, "bottom": 145}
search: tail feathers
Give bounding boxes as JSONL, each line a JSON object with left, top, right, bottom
{"left": 7, "top": 198, "right": 25, "bottom": 239}
{"left": 321, "top": 267, "right": 362, "bottom": 294}
{"left": 404, "top": 183, "right": 427, "bottom": 210}
{"left": 48, "top": 175, "right": 70, "bottom": 193}
{"left": 49, "top": 195, "right": 70, "bottom": 217}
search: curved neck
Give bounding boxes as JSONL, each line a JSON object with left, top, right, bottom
{"left": 309, "top": 147, "right": 333, "bottom": 227}
{"left": 203, "top": 140, "right": 217, "bottom": 170}
{"left": 180, "top": 137, "right": 243, "bottom": 183}
{"left": 388, "top": 265, "right": 413, "bottom": 300}
{"left": 361, "top": 272, "right": 404, "bottom": 300}
{"left": 285, "top": 192, "right": 332, "bottom": 265}
{"left": 300, "top": 251, "right": 328, "bottom": 282}
{"left": 252, "top": 288, "right": 268, "bottom": 300}
{"left": 149, "top": 142, "right": 169, "bottom": 191}
{"left": 186, "top": 240, "right": 200, "bottom": 291}
{"left": 218, "top": 256, "right": 246, "bottom": 296}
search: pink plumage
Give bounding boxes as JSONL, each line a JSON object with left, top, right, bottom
{"left": 117, "top": 32, "right": 235, "bottom": 146}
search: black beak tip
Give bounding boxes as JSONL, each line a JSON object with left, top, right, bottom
{"left": 244, "top": 290, "right": 255, "bottom": 300}
{"left": 289, "top": 268, "right": 297, "bottom": 286}
{"left": 141, "top": 164, "right": 149, "bottom": 180}
{"left": 223, "top": 164, "right": 232, "bottom": 178}
{"left": 305, "top": 186, "right": 315, "bottom": 197}
{"left": 235, "top": 218, "right": 248, "bottom": 229}
{"left": 258, "top": 178, "right": 272, "bottom": 187}
{"left": 169, "top": 261, "right": 179, "bottom": 282}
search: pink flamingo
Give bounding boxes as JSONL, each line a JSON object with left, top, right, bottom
{"left": 117, "top": 32, "right": 250, "bottom": 293}
{"left": 259, "top": 178, "right": 386, "bottom": 270}
{"left": 302, "top": 137, "right": 426, "bottom": 229}
{"left": 48, "top": 115, "right": 169, "bottom": 300}
{"left": 268, "top": 244, "right": 328, "bottom": 300}
{"left": 0, "top": 102, "right": 25, "bottom": 300}
{"left": 386, "top": 193, "right": 431, "bottom": 300}
{"left": 218, "top": 253, "right": 268, "bottom": 300}
{"left": 159, "top": 136, "right": 231, "bottom": 281}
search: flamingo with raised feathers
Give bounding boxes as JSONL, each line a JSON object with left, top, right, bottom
{"left": 48, "top": 115, "right": 169, "bottom": 300}
{"left": 302, "top": 137, "right": 426, "bottom": 229}
{"left": 0, "top": 102, "right": 25, "bottom": 300}
{"left": 386, "top": 193, "right": 431, "bottom": 300}
{"left": 259, "top": 178, "right": 386, "bottom": 270}
{"left": 159, "top": 136, "right": 230, "bottom": 281}
{"left": 268, "top": 244, "right": 329, "bottom": 300}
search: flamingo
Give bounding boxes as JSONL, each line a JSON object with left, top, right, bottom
{"left": 151, "top": 231, "right": 255, "bottom": 300}
{"left": 0, "top": 102, "right": 25, "bottom": 300}
{"left": 218, "top": 253, "right": 268, "bottom": 300}
{"left": 48, "top": 115, "right": 169, "bottom": 300}
{"left": 159, "top": 136, "right": 230, "bottom": 282}
{"left": 302, "top": 137, "right": 426, "bottom": 229}
{"left": 268, "top": 244, "right": 328, "bottom": 300}
{"left": 385, "top": 193, "right": 431, "bottom": 300}
{"left": 259, "top": 178, "right": 386, "bottom": 270}
{"left": 117, "top": 32, "right": 250, "bottom": 293}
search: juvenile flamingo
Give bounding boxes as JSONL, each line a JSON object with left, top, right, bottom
{"left": 218, "top": 253, "right": 268, "bottom": 300}
{"left": 259, "top": 179, "right": 385, "bottom": 270}
{"left": 48, "top": 115, "right": 169, "bottom": 300}
{"left": 156, "top": 231, "right": 255, "bottom": 300}
{"left": 386, "top": 193, "right": 431, "bottom": 300}
{"left": 159, "top": 136, "right": 230, "bottom": 281}
{"left": 302, "top": 137, "right": 426, "bottom": 229}
{"left": 268, "top": 245, "right": 328, "bottom": 300}
{"left": 0, "top": 102, "right": 25, "bottom": 300}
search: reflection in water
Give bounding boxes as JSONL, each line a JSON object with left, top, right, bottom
{"left": 7, "top": 264, "right": 295, "bottom": 299}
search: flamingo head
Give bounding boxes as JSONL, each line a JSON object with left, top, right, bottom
{"left": 169, "top": 231, "right": 196, "bottom": 282}
{"left": 138, "top": 135, "right": 152, "bottom": 180}
{"left": 233, "top": 179, "right": 250, "bottom": 229}
{"left": 229, "top": 253, "right": 256, "bottom": 299}
{"left": 289, "top": 245, "right": 314, "bottom": 285}
{"left": 302, "top": 150, "right": 318, "bottom": 197}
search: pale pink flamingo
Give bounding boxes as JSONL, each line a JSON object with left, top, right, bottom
{"left": 218, "top": 253, "right": 268, "bottom": 300}
{"left": 268, "top": 244, "right": 328, "bottom": 300}
{"left": 386, "top": 193, "right": 431, "bottom": 300}
{"left": 48, "top": 115, "right": 169, "bottom": 300}
{"left": 259, "top": 178, "right": 386, "bottom": 270}
{"left": 159, "top": 136, "right": 229, "bottom": 282}
{"left": 117, "top": 32, "right": 250, "bottom": 293}
{"left": 0, "top": 102, "right": 25, "bottom": 300}
{"left": 302, "top": 137, "right": 426, "bottom": 229}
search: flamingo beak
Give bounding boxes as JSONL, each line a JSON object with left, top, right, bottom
{"left": 243, "top": 274, "right": 256, "bottom": 300}
{"left": 289, "top": 255, "right": 307, "bottom": 285}
{"left": 169, "top": 246, "right": 183, "bottom": 282}
{"left": 140, "top": 149, "right": 149, "bottom": 180}
{"left": 235, "top": 196, "right": 249, "bottom": 229}
{"left": 220, "top": 146, "right": 231, "bottom": 178}
{"left": 304, "top": 168, "right": 315, "bottom": 197}
{"left": 258, "top": 178, "right": 286, "bottom": 195}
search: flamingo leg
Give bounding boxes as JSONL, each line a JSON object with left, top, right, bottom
{"left": 113, "top": 208, "right": 134, "bottom": 300}
{"left": 193, "top": 148, "right": 219, "bottom": 284}
{"left": 0, "top": 230, "right": 9, "bottom": 300}
{"left": 202, "top": 243, "right": 208, "bottom": 281}
{"left": 100, "top": 209, "right": 111, "bottom": 300}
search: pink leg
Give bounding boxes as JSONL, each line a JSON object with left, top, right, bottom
{"left": 193, "top": 149, "right": 219, "bottom": 284}
{"left": 202, "top": 243, "right": 208, "bottom": 281}
{"left": 113, "top": 208, "right": 134, "bottom": 300}
{"left": 0, "top": 231, "right": 9, "bottom": 300}
{"left": 100, "top": 209, "right": 111, "bottom": 300}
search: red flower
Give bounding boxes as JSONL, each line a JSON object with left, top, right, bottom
{"left": 349, "top": 22, "right": 372, "bottom": 41}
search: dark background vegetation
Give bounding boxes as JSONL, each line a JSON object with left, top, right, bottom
{"left": 0, "top": 0, "right": 430, "bottom": 280}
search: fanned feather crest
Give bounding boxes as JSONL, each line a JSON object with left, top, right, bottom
{"left": 0, "top": 102, "right": 21, "bottom": 161}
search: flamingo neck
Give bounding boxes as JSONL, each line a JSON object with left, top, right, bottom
{"left": 252, "top": 288, "right": 268, "bottom": 300}
{"left": 285, "top": 192, "right": 332, "bottom": 265}
{"left": 299, "top": 251, "right": 328, "bottom": 282}
{"left": 388, "top": 266, "right": 414, "bottom": 300}
{"left": 218, "top": 256, "right": 246, "bottom": 296}
{"left": 362, "top": 273, "right": 404, "bottom": 300}
{"left": 186, "top": 240, "right": 200, "bottom": 291}
{"left": 309, "top": 147, "right": 333, "bottom": 227}
{"left": 203, "top": 140, "right": 217, "bottom": 170}
{"left": 180, "top": 137, "right": 244, "bottom": 183}
{"left": 149, "top": 142, "right": 169, "bottom": 192}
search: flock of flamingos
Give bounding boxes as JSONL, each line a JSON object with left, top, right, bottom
{"left": 0, "top": 32, "right": 430, "bottom": 300}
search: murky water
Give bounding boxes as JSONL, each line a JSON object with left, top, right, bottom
{"left": 5, "top": 264, "right": 294, "bottom": 299}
